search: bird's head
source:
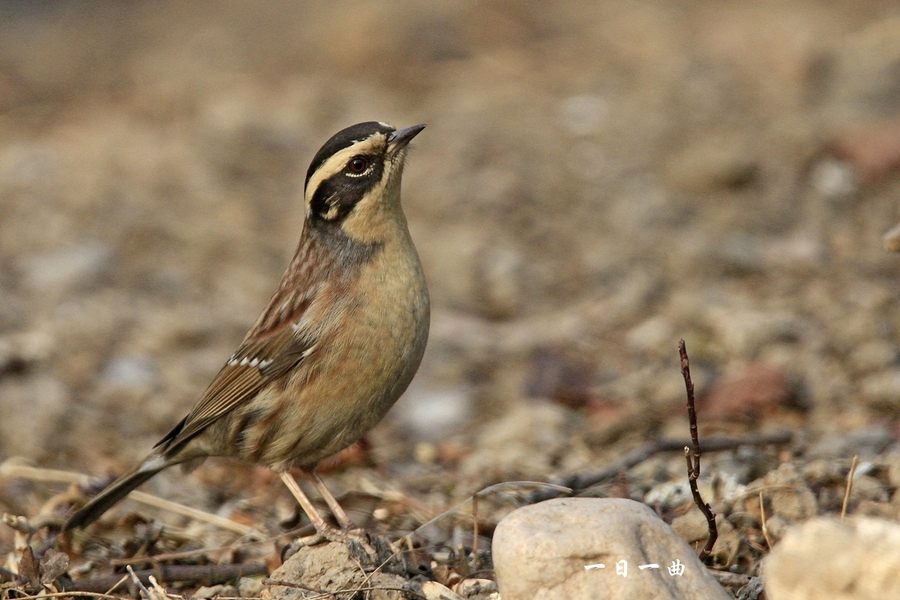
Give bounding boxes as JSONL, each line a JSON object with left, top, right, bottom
{"left": 303, "top": 122, "right": 425, "bottom": 237}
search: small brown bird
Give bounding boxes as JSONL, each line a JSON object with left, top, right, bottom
{"left": 63, "top": 122, "right": 430, "bottom": 541}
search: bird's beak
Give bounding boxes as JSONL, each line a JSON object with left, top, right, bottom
{"left": 387, "top": 124, "right": 426, "bottom": 155}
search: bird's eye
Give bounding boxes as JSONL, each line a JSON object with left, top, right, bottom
{"left": 347, "top": 156, "right": 369, "bottom": 175}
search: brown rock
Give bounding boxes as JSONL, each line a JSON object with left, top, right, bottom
{"left": 702, "top": 362, "right": 799, "bottom": 421}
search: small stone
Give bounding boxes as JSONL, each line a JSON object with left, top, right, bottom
{"left": 194, "top": 584, "right": 236, "bottom": 599}
{"left": 474, "top": 239, "right": 523, "bottom": 319}
{"left": 859, "top": 369, "right": 900, "bottom": 412}
{"left": 0, "top": 374, "right": 70, "bottom": 458}
{"left": 829, "top": 118, "right": 900, "bottom": 182}
{"left": 624, "top": 316, "right": 675, "bottom": 354}
{"left": 237, "top": 577, "right": 264, "bottom": 597}
{"left": 849, "top": 474, "right": 889, "bottom": 505}
{"left": 854, "top": 500, "right": 898, "bottom": 519}
{"left": 807, "top": 426, "right": 894, "bottom": 459}
{"left": 394, "top": 378, "right": 472, "bottom": 440}
{"left": 702, "top": 362, "right": 797, "bottom": 420}
{"left": 99, "top": 355, "right": 159, "bottom": 390}
{"left": 753, "top": 463, "right": 818, "bottom": 522}
{"left": 708, "top": 308, "right": 804, "bottom": 357}
{"left": 20, "top": 240, "right": 112, "bottom": 292}
{"left": 764, "top": 517, "right": 900, "bottom": 600}
{"left": 492, "top": 498, "right": 730, "bottom": 600}
{"left": 557, "top": 94, "right": 610, "bottom": 136}
{"left": 414, "top": 441, "right": 439, "bottom": 465}
{"left": 663, "top": 136, "right": 758, "bottom": 192}
{"left": 809, "top": 158, "right": 858, "bottom": 200}
{"left": 671, "top": 509, "right": 710, "bottom": 545}
{"left": 671, "top": 511, "right": 741, "bottom": 568}
{"left": 459, "top": 400, "right": 572, "bottom": 480}
{"left": 883, "top": 221, "right": 900, "bottom": 252}
{"left": 525, "top": 346, "right": 594, "bottom": 407}
{"left": 0, "top": 330, "right": 53, "bottom": 374}
{"left": 888, "top": 456, "right": 900, "bottom": 489}
{"left": 422, "top": 581, "right": 464, "bottom": 600}
{"left": 850, "top": 340, "right": 898, "bottom": 374}
{"left": 770, "top": 484, "right": 818, "bottom": 522}
{"left": 454, "top": 578, "right": 498, "bottom": 598}
{"left": 764, "top": 515, "right": 791, "bottom": 544}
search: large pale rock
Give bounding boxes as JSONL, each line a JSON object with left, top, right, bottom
{"left": 492, "top": 498, "right": 729, "bottom": 600}
{"left": 764, "top": 516, "right": 900, "bottom": 600}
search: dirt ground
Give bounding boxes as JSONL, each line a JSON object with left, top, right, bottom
{"left": 1, "top": 0, "right": 899, "bottom": 597}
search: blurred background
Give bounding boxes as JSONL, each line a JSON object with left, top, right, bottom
{"left": 1, "top": 0, "right": 899, "bottom": 560}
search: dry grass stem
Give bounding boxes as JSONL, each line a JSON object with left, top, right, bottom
{"left": 759, "top": 492, "right": 773, "bottom": 550}
{"left": 841, "top": 455, "right": 859, "bottom": 519}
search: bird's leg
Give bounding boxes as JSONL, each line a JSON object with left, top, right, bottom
{"left": 278, "top": 471, "right": 332, "bottom": 535}
{"left": 309, "top": 471, "right": 356, "bottom": 531}
{"left": 279, "top": 472, "right": 374, "bottom": 558}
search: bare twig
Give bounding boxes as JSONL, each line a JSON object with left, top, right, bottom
{"left": 103, "top": 574, "right": 130, "bottom": 596}
{"left": 679, "top": 339, "right": 716, "bottom": 561}
{"left": 62, "top": 563, "right": 268, "bottom": 594}
{"left": 841, "top": 455, "right": 859, "bottom": 519}
{"left": 708, "top": 571, "right": 756, "bottom": 587}
{"left": 267, "top": 579, "right": 426, "bottom": 600}
{"left": 109, "top": 535, "right": 276, "bottom": 567}
{"left": 525, "top": 431, "right": 792, "bottom": 504}
{"left": 411, "top": 481, "right": 571, "bottom": 540}
{"left": 5, "top": 592, "right": 123, "bottom": 600}
{"left": 472, "top": 492, "right": 480, "bottom": 570}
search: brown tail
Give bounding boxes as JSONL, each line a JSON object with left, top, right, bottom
{"left": 62, "top": 455, "right": 170, "bottom": 532}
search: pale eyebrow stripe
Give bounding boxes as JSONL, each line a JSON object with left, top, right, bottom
{"left": 304, "top": 136, "right": 386, "bottom": 204}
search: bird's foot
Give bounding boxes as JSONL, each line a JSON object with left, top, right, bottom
{"left": 282, "top": 526, "right": 378, "bottom": 562}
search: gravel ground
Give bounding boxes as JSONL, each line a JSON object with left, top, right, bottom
{"left": 1, "top": 1, "right": 899, "bottom": 597}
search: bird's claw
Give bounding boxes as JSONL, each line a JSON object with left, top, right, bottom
{"left": 281, "top": 526, "right": 377, "bottom": 562}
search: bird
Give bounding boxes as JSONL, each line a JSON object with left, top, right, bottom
{"left": 62, "top": 121, "right": 430, "bottom": 544}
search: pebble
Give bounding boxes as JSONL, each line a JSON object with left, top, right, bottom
{"left": 807, "top": 426, "right": 895, "bottom": 459}
{"left": 809, "top": 158, "right": 858, "bottom": 201}
{"left": 492, "top": 498, "right": 730, "bottom": 600}
{"left": 193, "top": 584, "right": 237, "bottom": 599}
{"left": 662, "top": 136, "right": 758, "bottom": 192}
{"left": 458, "top": 400, "right": 573, "bottom": 480}
{"left": 859, "top": 369, "right": 900, "bottom": 410}
{"left": 99, "top": 355, "right": 159, "bottom": 390}
{"left": 644, "top": 481, "right": 692, "bottom": 509}
{"left": 750, "top": 463, "right": 818, "bottom": 523}
{"left": 454, "top": 578, "right": 498, "bottom": 598}
{"left": 0, "top": 374, "right": 70, "bottom": 459}
{"left": 474, "top": 238, "right": 523, "bottom": 319}
{"left": 848, "top": 474, "right": 889, "bottom": 505}
{"left": 883, "top": 221, "right": 900, "bottom": 252}
{"left": 708, "top": 307, "right": 804, "bottom": 357}
{"left": 422, "top": 581, "right": 464, "bottom": 600}
{"left": 20, "top": 240, "right": 112, "bottom": 292}
{"left": 624, "top": 316, "right": 675, "bottom": 355}
{"left": 849, "top": 340, "right": 898, "bottom": 374}
{"left": 557, "top": 94, "right": 610, "bottom": 137}
{"left": 702, "top": 362, "right": 795, "bottom": 420}
{"left": 670, "top": 511, "right": 742, "bottom": 567}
